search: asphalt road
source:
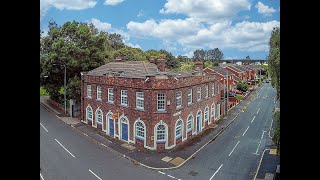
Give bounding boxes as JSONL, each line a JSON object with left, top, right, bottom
{"left": 162, "top": 83, "right": 277, "bottom": 180}
{"left": 40, "top": 82, "right": 276, "bottom": 180}
{"left": 40, "top": 106, "right": 170, "bottom": 180}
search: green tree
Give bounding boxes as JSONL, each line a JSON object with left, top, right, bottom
{"left": 144, "top": 49, "right": 163, "bottom": 60}
{"left": 178, "top": 62, "right": 195, "bottom": 72}
{"left": 237, "top": 82, "right": 248, "bottom": 92}
{"left": 208, "top": 48, "right": 224, "bottom": 62}
{"left": 193, "top": 49, "right": 206, "bottom": 60}
{"left": 40, "top": 21, "right": 108, "bottom": 103}
{"left": 272, "top": 110, "right": 280, "bottom": 155}
{"left": 204, "top": 61, "right": 213, "bottom": 68}
{"left": 113, "top": 46, "right": 146, "bottom": 61}
{"left": 159, "top": 49, "right": 179, "bottom": 69}
{"left": 268, "top": 27, "right": 280, "bottom": 99}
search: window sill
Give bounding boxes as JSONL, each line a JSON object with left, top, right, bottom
{"left": 205, "top": 97, "right": 209, "bottom": 99}
{"left": 176, "top": 106, "right": 183, "bottom": 110}
{"left": 135, "top": 136, "right": 144, "bottom": 140}
{"left": 135, "top": 108, "right": 144, "bottom": 112}
{"left": 107, "top": 101, "right": 114, "bottom": 104}
{"left": 96, "top": 99, "right": 102, "bottom": 101}
{"left": 187, "top": 103, "right": 193, "bottom": 106}
{"left": 86, "top": 97, "right": 92, "bottom": 99}
{"left": 120, "top": 104, "right": 128, "bottom": 108}
{"left": 156, "top": 140, "right": 166, "bottom": 144}
{"left": 176, "top": 135, "right": 182, "bottom": 139}
{"left": 157, "top": 111, "right": 167, "bottom": 114}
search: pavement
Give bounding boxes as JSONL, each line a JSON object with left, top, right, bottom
{"left": 40, "top": 86, "right": 259, "bottom": 170}
{"left": 254, "top": 148, "right": 280, "bottom": 180}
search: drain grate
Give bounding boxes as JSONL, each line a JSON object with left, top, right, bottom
{"left": 188, "top": 171, "right": 199, "bottom": 176}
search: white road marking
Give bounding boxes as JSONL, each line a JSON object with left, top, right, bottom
{"left": 242, "top": 126, "right": 250, "bottom": 136}
{"left": 83, "top": 133, "right": 88, "bottom": 137}
{"left": 55, "top": 139, "right": 75, "bottom": 158}
{"left": 158, "top": 171, "right": 166, "bottom": 175}
{"left": 40, "top": 173, "right": 44, "bottom": 180}
{"left": 254, "top": 131, "right": 266, "bottom": 155}
{"left": 228, "top": 141, "right": 240, "bottom": 156}
{"left": 256, "top": 108, "right": 260, "bottom": 114}
{"left": 268, "top": 118, "right": 274, "bottom": 138}
{"left": 167, "top": 174, "right": 176, "bottom": 179}
{"left": 251, "top": 116, "right": 256, "bottom": 123}
{"left": 209, "top": 164, "right": 223, "bottom": 180}
{"left": 40, "top": 123, "right": 48, "bottom": 132}
{"left": 100, "top": 143, "right": 107, "bottom": 147}
{"left": 89, "top": 169, "right": 102, "bottom": 180}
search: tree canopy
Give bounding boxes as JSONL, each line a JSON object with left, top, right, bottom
{"left": 40, "top": 21, "right": 108, "bottom": 102}
{"left": 192, "top": 48, "right": 224, "bottom": 62}
{"left": 268, "top": 27, "right": 280, "bottom": 99}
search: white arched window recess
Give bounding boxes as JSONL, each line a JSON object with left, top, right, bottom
{"left": 156, "top": 124, "right": 166, "bottom": 141}
{"left": 187, "top": 114, "right": 193, "bottom": 132}
{"left": 175, "top": 119, "right": 183, "bottom": 138}
{"left": 95, "top": 109, "right": 103, "bottom": 124}
{"left": 204, "top": 107, "right": 209, "bottom": 122}
{"left": 211, "top": 103, "right": 216, "bottom": 119}
{"left": 135, "top": 121, "right": 145, "bottom": 139}
{"left": 86, "top": 106, "right": 93, "bottom": 121}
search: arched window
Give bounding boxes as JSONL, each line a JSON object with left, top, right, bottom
{"left": 136, "top": 121, "right": 145, "bottom": 138}
{"left": 96, "top": 109, "right": 103, "bottom": 124}
{"left": 175, "top": 120, "right": 183, "bottom": 138}
{"left": 157, "top": 125, "right": 166, "bottom": 141}
{"left": 86, "top": 106, "right": 93, "bottom": 121}
{"left": 204, "top": 107, "right": 209, "bottom": 122}
{"left": 187, "top": 115, "right": 193, "bottom": 132}
{"left": 211, "top": 103, "right": 215, "bottom": 119}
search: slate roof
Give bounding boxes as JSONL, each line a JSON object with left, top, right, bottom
{"left": 211, "top": 66, "right": 233, "bottom": 76}
{"left": 87, "top": 61, "right": 194, "bottom": 79}
{"left": 226, "top": 65, "right": 244, "bottom": 73}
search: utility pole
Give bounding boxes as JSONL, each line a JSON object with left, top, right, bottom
{"left": 226, "top": 68, "right": 229, "bottom": 114}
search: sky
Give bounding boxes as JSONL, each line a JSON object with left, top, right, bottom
{"left": 40, "top": 0, "right": 280, "bottom": 60}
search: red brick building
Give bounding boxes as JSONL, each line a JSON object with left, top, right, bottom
{"left": 80, "top": 58, "right": 224, "bottom": 151}
{"left": 225, "top": 65, "right": 247, "bottom": 81}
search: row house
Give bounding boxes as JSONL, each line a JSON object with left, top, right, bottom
{"left": 225, "top": 65, "right": 247, "bottom": 82}
{"left": 203, "top": 66, "right": 239, "bottom": 109}
{"left": 80, "top": 58, "right": 225, "bottom": 152}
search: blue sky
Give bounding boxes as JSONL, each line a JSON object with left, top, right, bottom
{"left": 40, "top": 0, "right": 280, "bottom": 60}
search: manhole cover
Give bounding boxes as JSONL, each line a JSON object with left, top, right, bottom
{"left": 188, "top": 171, "right": 198, "bottom": 176}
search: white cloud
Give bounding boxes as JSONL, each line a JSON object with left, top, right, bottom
{"left": 90, "top": 18, "right": 112, "bottom": 32}
{"left": 127, "top": 18, "right": 280, "bottom": 53}
{"left": 104, "top": 0, "right": 125, "bottom": 6}
{"left": 40, "top": 0, "right": 96, "bottom": 18}
{"left": 255, "top": 2, "right": 276, "bottom": 16}
{"left": 160, "top": 0, "right": 251, "bottom": 23}
{"left": 126, "top": 42, "right": 142, "bottom": 49}
{"left": 127, "top": 18, "right": 200, "bottom": 39}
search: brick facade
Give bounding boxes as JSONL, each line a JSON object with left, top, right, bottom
{"left": 80, "top": 61, "right": 225, "bottom": 151}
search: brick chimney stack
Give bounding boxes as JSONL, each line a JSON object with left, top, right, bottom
{"left": 194, "top": 59, "right": 204, "bottom": 72}
{"left": 155, "top": 56, "right": 166, "bottom": 72}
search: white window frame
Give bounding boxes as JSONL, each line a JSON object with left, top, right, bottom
{"left": 96, "top": 109, "right": 103, "bottom": 124}
{"left": 135, "top": 121, "right": 145, "bottom": 139}
{"left": 136, "top": 92, "right": 144, "bottom": 110}
{"left": 96, "top": 86, "right": 102, "bottom": 101}
{"left": 156, "top": 124, "right": 166, "bottom": 141}
{"left": 87, "top": 85, "right": 92, "bottom": 98}
{"left": 204, "top": 107, "right": 209, "bottom": 122}
{"left": 212, "top": 83, "right": 215, "bottom": 96}
{"left": 157, "top": 93, "right": 166, "bottom": 112}
{"left": 187, "top": 115, "right": 193, "bottom": 132}
{"left": 175, "top": 120, "right": 182, "bottom": 138}
{"left": 86, "top": 106, "right": 93, "bottom": 121}
{"left": 121, "top": 90, "right": 128, "bottom": 106}
{"left": 205, "top": 85, "right": 209, "bottom": 98}
{"left": 197, "top": 87, "right": 201, "bottom": 101}
{"left": 211, "top": 103, "right": 216, "bottom": 119}
{"left": 187, "top": 89, "right": 192, "bottom": 105}
{"left": 176, "top": 91, "right": 182, "bottom": 109}
{"left": 217, "top": 103, "right": 221, "bottom": 118}
{"left": 218, "top": 84, "right": 220, "bottom": 94}
{"left": 108, "top": 88, "right": 114, "bottom": 103}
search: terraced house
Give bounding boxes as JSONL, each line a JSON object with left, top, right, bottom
{"left": 80, "top": 57, "right": 224, "bottom": 151}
